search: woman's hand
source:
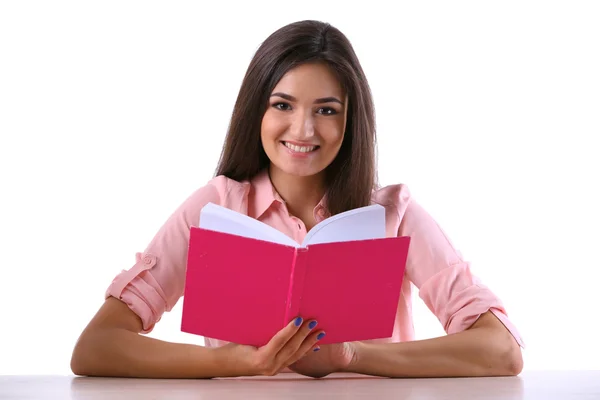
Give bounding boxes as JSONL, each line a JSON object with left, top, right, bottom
{"left": 214, "top": 317, "right": 324, "bottom": 377}
{"left": 287, "top": 341, "right": 357, "bottom": 378}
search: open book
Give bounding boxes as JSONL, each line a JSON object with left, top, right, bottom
{"left": 181, "top": 202, "right": 411, "bottom": 346}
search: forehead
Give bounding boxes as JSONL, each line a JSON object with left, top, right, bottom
{"left": 272, "top": 62, "right": 344, "bottom": 98}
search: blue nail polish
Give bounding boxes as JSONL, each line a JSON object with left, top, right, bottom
{"left": 308, "top": 320, "right": 318, "bottom": 330}
{"left": 317, "top": 332, "right": 326, "bottom": 340}
{"left": 313, "top": 347, "right": 320, "bottom": 352}
{"left": 294, "top": 317, "right": 303, "bottom": 327}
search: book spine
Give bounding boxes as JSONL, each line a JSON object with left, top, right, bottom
{"left": 284, "top": 247, "right": 309, "bottom": 325}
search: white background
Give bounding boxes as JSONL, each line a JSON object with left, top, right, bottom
{"left": 1, "top": 1, "right": 598, "bottom": 375}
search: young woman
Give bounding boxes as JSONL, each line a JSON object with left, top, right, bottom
{"left": 70, "top": 20, "right": 524, "bottom": 379}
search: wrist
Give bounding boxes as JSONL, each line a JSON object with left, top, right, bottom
{"left": 341, "top": 341, "right": 366, "bottom": 373}
{"left": 210, "top": 345, "right": 242, "bottom": 378}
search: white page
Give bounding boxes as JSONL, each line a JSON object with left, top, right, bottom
{"left": 198, "top": 203, "right": 387, "bottom": 248}
{"left": 199, "top": 202, "right": 298, "bottom": 247}
{"left": 302, "top": 204, "right": 386, "bottom": 245}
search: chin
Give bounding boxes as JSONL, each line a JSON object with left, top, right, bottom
{"left": 274, "top": 163, "right": 326, "bottom": 179}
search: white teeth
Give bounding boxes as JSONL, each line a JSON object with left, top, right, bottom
{"left": 284, "top": 142, "right": 317, "bottom": 153}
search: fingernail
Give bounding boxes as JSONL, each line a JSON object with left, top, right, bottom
{"left": 308, "top": 320, "right": 318, "bottom": 330}
{"left": 313, "top": 347, "right": 320, "bottom": 352}
{"left": 317, "top": 332, "right": 326, "bottom": 340}
{"left": 294, "top": 317, "right": 303, "bottom": 327}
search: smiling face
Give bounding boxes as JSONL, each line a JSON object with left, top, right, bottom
{"left": 260, "top": 62, "right": 348, "bottom": 180}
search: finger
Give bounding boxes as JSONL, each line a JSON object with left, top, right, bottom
{"left": 291, "top": 343, "right": 321, "bottom": 365}
{"left": 261, "top": 316, "right": 304, "bottom": 356}
{"left": 275, "top": 318, "right": 322, "bottom": 365}
{"left": 276, "top": 344, "right": 320, "bottom": 374}
{"left": 279, "top": 320, "right": 320, "bottom": 361}
{"left": 282, "top": 329, "right": 325, "bottom": 367}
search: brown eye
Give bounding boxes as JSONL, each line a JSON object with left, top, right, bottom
{"left": 317, "top": 107, "right": 337, "bottom": 115}
{"left": 273, "top": 102, "right": 291, "bottom": 111}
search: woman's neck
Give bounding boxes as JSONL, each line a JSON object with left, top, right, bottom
{"left": 268, "top": 164, "right": 326, "bottom": 219}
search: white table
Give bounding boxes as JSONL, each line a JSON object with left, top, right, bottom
{"left": 1, "top": 371, "right": 598, "bottom": 399}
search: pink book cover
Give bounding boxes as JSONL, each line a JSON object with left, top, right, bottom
{"left": 181, "top": 226, "right": 411, "bottom": 347}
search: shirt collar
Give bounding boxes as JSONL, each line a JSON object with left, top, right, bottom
{"left": 248, "top": 168, "right": 330, "bottom": 220}
{"left": 248, "top": 168, "right": 283, "bottom": 219}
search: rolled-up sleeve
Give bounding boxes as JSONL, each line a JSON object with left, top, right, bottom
{"left": 105, "top": 180, "right": 223, "bottom": 333}
{"left": 397, "top": 188, "right": 525, "bottom": 348}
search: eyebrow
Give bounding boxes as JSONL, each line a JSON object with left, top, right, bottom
{"left": 270, "top": 92, "right": 344, "bottom": 105}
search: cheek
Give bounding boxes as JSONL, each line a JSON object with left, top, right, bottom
{"left": 318, "top": 119, "right": 345, "bottom": 147}
{"left": 261, "top": 110, "right": 286, "bottom": 142}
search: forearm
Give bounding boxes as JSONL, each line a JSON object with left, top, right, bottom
{"left": 346, "top": 325, "right": 523, "bottom": 378}
{"left": 71, "top": 327, "right": 225, "bottom": 379}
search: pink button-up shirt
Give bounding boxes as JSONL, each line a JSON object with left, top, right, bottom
{"left": 105, "top": 169, "right": 524, "bottom": 348}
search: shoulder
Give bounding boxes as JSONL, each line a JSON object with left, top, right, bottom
{"left": 369, "top": 183, "right": 416, "bottom": 237}
{"left": 173, "top": 175, "right": 250, "bottom": 223}
{"left": 191, "top": 173, "right": 250, "bottom": 197}
{"left": 373, "top": 182, "right": 458, "bottom": 250}
{"left": 371, "top": 182, "right": 413, "bottom": 217}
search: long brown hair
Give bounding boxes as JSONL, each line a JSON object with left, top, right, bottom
{"left": 215, "top": 20, "right": 377, "bottom": 216}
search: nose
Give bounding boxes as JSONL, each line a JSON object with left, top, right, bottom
{"left": 289, "top": 109, "right": 315, "bottom": 139}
